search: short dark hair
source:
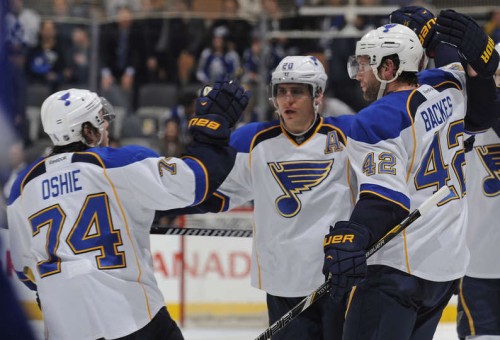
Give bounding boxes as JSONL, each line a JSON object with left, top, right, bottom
{"left": 379, "top": 54, "right": 418, "bottom": 86}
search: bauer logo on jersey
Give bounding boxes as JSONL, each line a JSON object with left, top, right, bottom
{"left": 268, "top": 160, "right": 333, "bottom": 218}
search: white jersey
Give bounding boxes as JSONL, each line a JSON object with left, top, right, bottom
{"left": 347, "top": 67, "right": 470, "bottom": 282}
{"left": 7, "top": 145, "right": 212, "bottom": 340}
{"left": 215, "top": 115, "right": 356, "bottom": 297}
{"left": 464, "top": 126, "right": 500, "bottom": 278}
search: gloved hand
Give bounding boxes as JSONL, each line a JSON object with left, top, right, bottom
{"left": 436, "top": 9, "right": 499, "bottom": 78}
{"left": 189, "top": 76, "right": 250, "bottom": 145}
{"left": 323, "top": 221, "right": 369, "bottom": 302}
{"left": 389, "top": 6, "right": 438, "bottom": 55}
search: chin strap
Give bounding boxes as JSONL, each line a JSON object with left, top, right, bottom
{"left": 372, "top": 66, "right": 403, "bottom": 99}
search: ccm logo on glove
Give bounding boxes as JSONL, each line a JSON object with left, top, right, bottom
{"left": 189, "top": 118, "right": 221, "bottom": 130}
{"left": 324, "top": 234, "right": 355, "bottom": 246}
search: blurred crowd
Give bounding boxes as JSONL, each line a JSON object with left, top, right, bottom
{"left": 2, "top": 0, "right": 500, "bottom": 198}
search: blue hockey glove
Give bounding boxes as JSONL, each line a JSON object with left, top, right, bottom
{"left": 196, "top": 76, "right": 250, "bottom": 128}
{"left": 189, "top": 77, "right": 250, "bottom": 146}
{"left": 436, "top": 10, "right": 499, "bottom": 78}
{"left": 323, "top": 221, "right": 369, "bottom": 302}
{"left": 390, "top": 6, "right": 438, "bottom": 55}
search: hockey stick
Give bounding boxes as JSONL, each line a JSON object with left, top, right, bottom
{"left": 254, "top": 186, "right": 451, "bottom": 340}
{"left": 150, "top": 225, "right": 252, "bottom": 237}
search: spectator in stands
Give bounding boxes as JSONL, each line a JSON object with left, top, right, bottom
{"left": 286, "top": 3, "right": 323, "bottom": 55}
{"left": 319, "top": 0, "right": 347, "bottom": 56}
{"left": 2, "top": 44, "right": 29, "bottom": 145}
{"left": 159, "top": 118, "right": 186, "bottom": 158}
{"left": 153, "top": 117, "right": 188, "bottom": 228}
{"left": 167, "top": 0, "right": 206, "bottom": 85}
{"left": 261, "top": 0, "right": 292, "bottom": 72}
{"left": 99, "top": 5, "right": 147, "bottom": 113}
{"left": 26, "top": 19, "right": 70, "bottom": 92}
{"left": 153, "top": 117, "right": 187, "bottom": 229}
{"left": 484, "top": 9, "right": 500, "bottom": 43}
{"left": 242, "top": 34, "right": 261, "bottom": 86}
{"left": 51, "top": 0, "right": 77, "bottom": 49}
{"left": 196, "top": 26, "right": 241, "bottom": 84}
{"left": 66, "top": 26, "right": 91, "bottom": 87}
{"left": 2, "top": 142, "right": 26, "bottom": 200}
{"left": 139, "top": 0, "right": 170, "bottom": 83}
{"left": 240, "top": 35, "right": 264, "bottom": 124}
{"left": 356, "top": 0, "right": 387, "bottom": 30}
{"left": 170, "top": 90, "right": 198, "bottom": 144}
{"left": 209, "top": 0, "right": 253, "bottom": 57}
{"left": 5, "top": 0, "right": 41, "bottom": 51}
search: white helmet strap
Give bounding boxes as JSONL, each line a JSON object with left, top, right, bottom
{"left": 372, "top": 64, "right": 403, "bottom": 99}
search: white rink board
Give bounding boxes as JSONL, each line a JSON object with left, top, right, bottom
{"left": 150, "top": 234, "right": 265, "bottom": 303}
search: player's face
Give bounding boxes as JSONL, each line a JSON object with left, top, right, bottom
{"left": 495, "top": 68, "right": 500, "bottom": 88}
{"left": 354, "top": 56, "right": 380, "bottom": 103}
{"left": 275, "top": 83, "right": 316, "bottom": 134}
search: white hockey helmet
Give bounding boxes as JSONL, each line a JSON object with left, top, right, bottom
{"left": 347, "top": 23, "right": 424, "bottom": 80}
{"left": 41, "top": 89, "right": 115, "bottom": 146}
{"left": 271, "top": 55, "right": 328, "bottom": 99}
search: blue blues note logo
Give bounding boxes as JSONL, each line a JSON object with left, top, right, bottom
{"left": 59, "top": 92, "right": 71, "bottom": 106}
{"left": 310, "top": 56, "right": 318, "bottom": 65}
{"left": 476, "top": 144, "right": 500, "bottom": 196}
{"left": 383, "top": 24, "right": 397, "bottom": 32}
{"left": 268, "top": 160, "right": 334, "bottom": 218}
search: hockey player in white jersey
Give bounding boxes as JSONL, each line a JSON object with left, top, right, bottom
{"left": 7, "top": 79, "right": 249, "bottom": 340}
{"left": 457, "top": 42, "right": 500, "bottom": 340}
{"left": 168, "top": 56, "right": 356, "bottom": 339}
{"left": 389, "top": 7, "right": 500, "bottom": 339}
{"left": 322, "top": 16, "right": 499, "bottom": 340}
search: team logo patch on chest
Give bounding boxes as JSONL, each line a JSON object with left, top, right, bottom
{"left": 268, "top": 160, "right": 334, "bottom": 218}
{"left": 476, "top": 144, "right": 500, "bottom": 196}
